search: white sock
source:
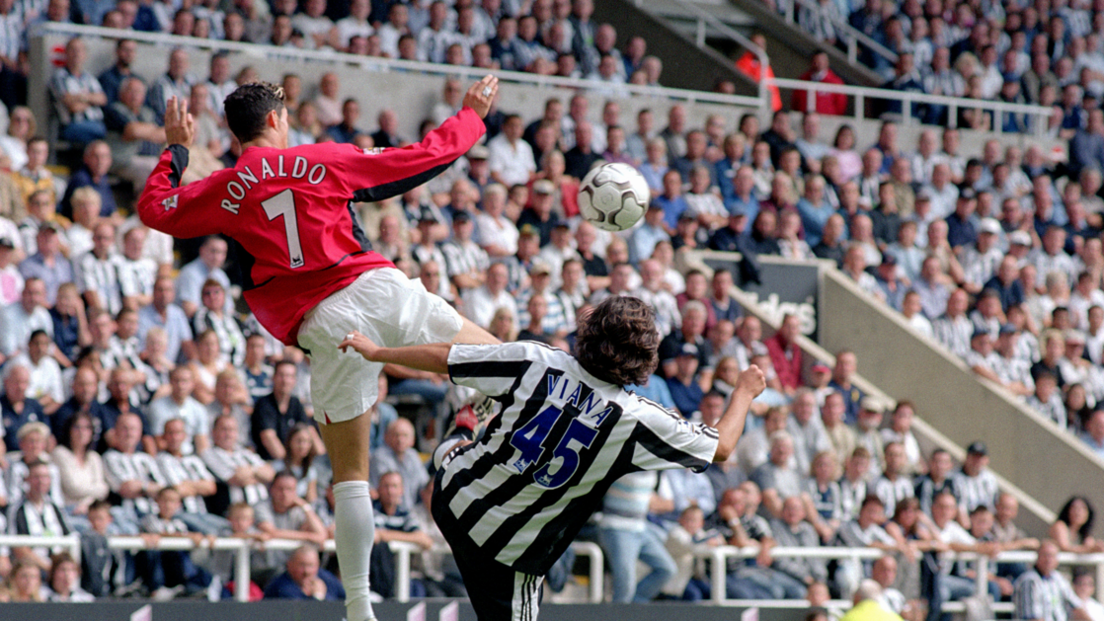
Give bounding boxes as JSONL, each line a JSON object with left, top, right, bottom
{"left": 333, "top": 480, "right": 376, "bottom": 621}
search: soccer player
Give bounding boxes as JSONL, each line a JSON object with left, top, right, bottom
{"left": 136, "top": 76, "right": 501, "bottom": 621}
{"left": 339, "top": 296, "right": 766, "bottom": 620}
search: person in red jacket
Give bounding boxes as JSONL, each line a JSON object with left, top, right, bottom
{"left": 765, "top": 313, "right": 804, "bottom": 395}
{"left": 792, "top": 51, "right": 848, "bottom": 116}
{"left": 137, "top": 76, "right": 502, "bottom": 621}
{"left": 735, "top": 33, "right": 782, "bottom": 112}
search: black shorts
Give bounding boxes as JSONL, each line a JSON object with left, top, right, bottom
{"left": 433, "top": 476, "right": 543, "bottom": 620}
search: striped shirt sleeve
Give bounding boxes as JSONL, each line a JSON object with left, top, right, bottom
{"left": 628, "top": 396, "right": 719, "bottom": 473}
{"left": 447, "top": 342, "right": 540, "bottom": 397}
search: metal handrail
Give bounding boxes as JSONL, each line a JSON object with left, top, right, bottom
{"left": 0, "top": 534, "right": 604, "bottom": 604}
{"left": 695, "top": 545, "right": 1104, "bottom": 606}
{"left": 37, "top": 22, "right": 763, "bottom": 109}
{"left": 785, "top": 0, "right": 899, "bottom": 66}
{"left": 770, "top": 76, "right": 1053, "bottom": 136}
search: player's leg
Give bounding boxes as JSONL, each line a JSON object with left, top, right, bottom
{"left": 318, "top": 415, "right": 376, "bottom": 621}
{"left": 298, "top": 279, "right": 389, "bottom": 621}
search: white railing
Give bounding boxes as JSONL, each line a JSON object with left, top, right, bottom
{"left": 36, "top": 23, "right": 763, "bottom": 109}
{"left": 695, "top": 545, "right": 1104, "bottom": 608}
{"left": 0, "top": 534, "right": 604, "bottom": 604}
{"left": 783, "top": 0, "right": 898, "bottom": 67}
{"left": 771, "top": 76, "right": 1054, "bottom": 136}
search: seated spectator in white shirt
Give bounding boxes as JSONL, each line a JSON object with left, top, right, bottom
{"left": 462, "top": 262, "right": 515, "bottom": 330}
{"left": 487, "top": 114, "right": 536, "bottom": 187}
{"left": 8, "top": 329, "right": 64, "bottom": 416}
{"left": 147, "top": 366, "right": 210, "bottom": 455}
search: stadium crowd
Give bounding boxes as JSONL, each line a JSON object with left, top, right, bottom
{"left": 780, "top": 0, "right": 1104, "bottom": 135}
{"left": 0, "top": 0, "right": 1102, "bottom": 614}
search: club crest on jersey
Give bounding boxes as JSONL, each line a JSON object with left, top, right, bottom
{"left": 161, "top": 194, "right": 178, "bottom": 211}
{"left": 362, "top": 147, "right": 385, "bottom": 155}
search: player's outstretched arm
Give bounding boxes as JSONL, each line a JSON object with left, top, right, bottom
{"left": 711, "top": 365, "right": 766, "bottom": 463}
{"left": 340, "top": 331, "right": 452, "bottom": 375}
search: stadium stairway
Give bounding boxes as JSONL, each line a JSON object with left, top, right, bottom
{"left": 685, "top": 250, "right": 1101, "bottom": 539}
{"left": 721, "top": 0, "right": 885, "bottom": 87}
{"left": 590, "top": 0, "right": 759, "bottom": 94}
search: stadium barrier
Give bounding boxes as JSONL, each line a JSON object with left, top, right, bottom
{"left": 6, "top": 534, "right": 1104, "bottom": 609}
{"left": 694, "top": 545, "right": 1104, "bottom": 610}
{"left": 0, "top": 534, "right": 603, "bottom": 604}
{"left": 769, "top": 76, "right": 1054, "bottom": 136}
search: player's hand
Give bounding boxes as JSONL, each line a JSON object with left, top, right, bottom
{"left": 339, "top": 330, "right": 381, "bottom": 361}
{"left": 165, "top": 96, "right": 196, "bottom": 148}
{"left": 736, "top": 364, "right": 766, "bottom": 398}
{"left": 463, "top": 75, "right": 499, "bottom": 119}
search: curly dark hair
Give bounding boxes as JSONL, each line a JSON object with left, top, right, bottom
{"left": 574, "top": 296, "right": 658, "bottom": 386}
{"left": 224, "top": 81, "right": 286, "bottom": 144}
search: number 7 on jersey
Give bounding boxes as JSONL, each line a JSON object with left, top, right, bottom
{"left": 261, "top": 189, "right": 305, "bottom": 268}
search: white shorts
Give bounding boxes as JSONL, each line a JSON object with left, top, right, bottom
{"left": 297, "top": 267, "right": 464, "bottom": 424}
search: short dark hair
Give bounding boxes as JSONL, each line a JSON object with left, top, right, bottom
{"left": 574, "top": 297, "right": 658, "bottom": 386}
{"left": 224, "top": 81, "right": 286, "bottom": 143}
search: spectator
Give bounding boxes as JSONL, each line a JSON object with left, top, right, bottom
{"left": 49, "top": 37, "right": 107, "bottom": 146}
{"left": 488, "top": 114, "right": 535, "bottom": 187}
{"left": 8, "top": 329, "right": 63, "bottom": 416}
{"left": 155, "top": 418, "right": 223, "bottom": 534}
{"left": 47, "top": 552, "right": 94, "bottom": 602}
{"left": 770, "top": 496, "right": 827, "bottom": 592}
{"left": 8, "top": 459, "right": 72, "bottom": 572}
{"left": 51, "top": 411, "right": 109, "bottom": 522}
{"left": 251, "top": 360, "right": 318, "bottom": 461}
{"left": 19, "top": 224, "right": 72, "bottom": 307}
{"left": 766, "top": 314, "right": 804, "bottom": 394}
{"left": 145, "top": 48, "right": 195, "bottom": 124}
{"left": 836, "top": 495, "right": 908, "bottom": 598}
{"left": 598, "top": 470, "right": 676, "bottom": 603}
{"left": 872, "top": 442, "right": 915, "bottom": 518}
{"left": 7, "top": 559, "right": 46, "bottom": 602}
{"left": 753, "top": 430, "right": 809, "bottom": 519}
{"left": 104, "top": 78, "right": 165, "bottom": 190}
{"left": 201, "top": 413, "right": 273, "bottom": 507}
{"left": 176, "top": 237, "right": 231, "bottom": 319}
{"left": 137, "top": 486, "right": 218, "bottom": 600}
{"left": 1013, "top": 540, "right": 1089, "bottom": 621}
{"left": 1, "top": 367, "right": 45, "bottom": 453}
{"left": 256, "top": 471, "right": 327, "bottom": 571}
{"left": 369, "top": 418, "right": 427, "bottom": 511}
{"left": 147, "top": 367, "right": 209, "bottom": 455}
{"left": 662, "top": 505, "right": 722, "bottom": 601}
{"left": 137, "top": 276, "right": 194, "bottom": 364}
{"left": 955, "top": 441, "right": 999, "bottom": 514}
{"left": 371, "top": 470, "right": 434, "bottom": 599}
{"left": 263, "top": 543, "right": 344, "bottom": 600}
{"left": 1050, "top": 496, "right": 1104, "bottom": 553}
{"left": 103, "top": 411, "right": 166, "bottom": 532}
{"left": 793, "top": 52, "right": 847, "bottom": 115}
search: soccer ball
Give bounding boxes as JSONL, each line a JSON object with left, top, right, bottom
{"left": 577, "top": 162, "right": 650, "bottom": 232}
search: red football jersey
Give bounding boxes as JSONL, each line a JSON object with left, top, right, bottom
{"left": 138, "top": 107, "right": 486, "bottom": 345}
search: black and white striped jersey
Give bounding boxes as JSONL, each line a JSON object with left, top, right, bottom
{"left": 435, "top": 341, "right": 720, "bottom": 575}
